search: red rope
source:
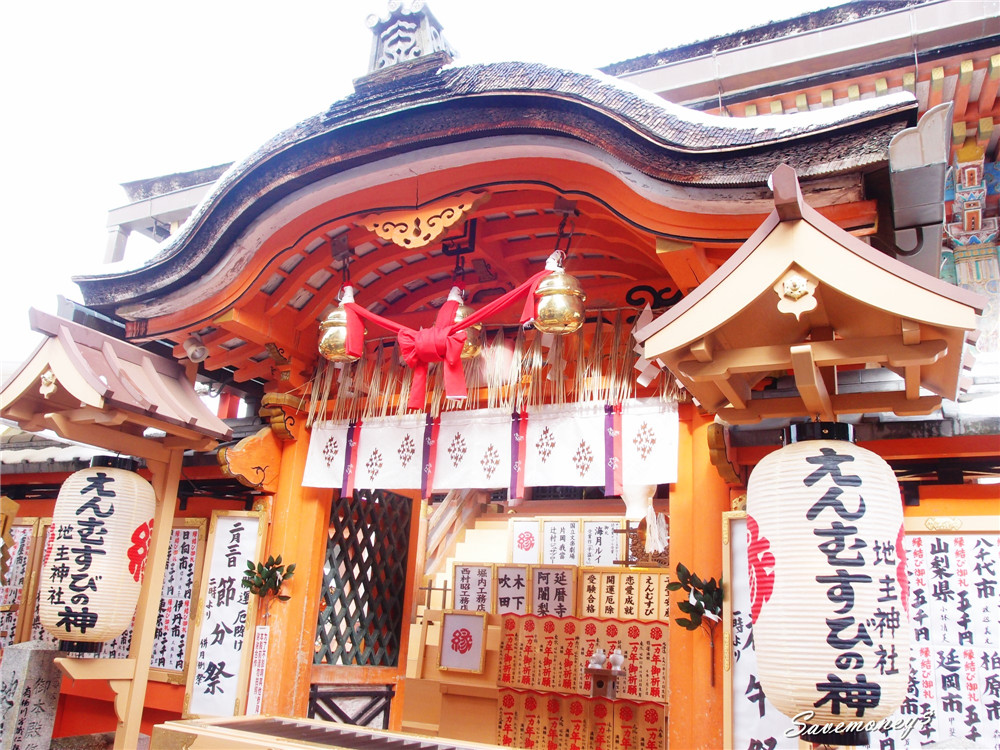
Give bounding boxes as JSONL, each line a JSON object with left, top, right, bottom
{"left": 343, "top": 269, "right": 551, "bottom": 409}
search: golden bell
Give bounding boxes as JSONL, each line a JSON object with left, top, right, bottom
{"left": 454, "top": 303, "right": 483, "bottom": 359}
{"left": 318, "top": 305, "right": 362, "bottom": 362}
{"left": 533, "top": 270, "right": 586, "bottom": 334}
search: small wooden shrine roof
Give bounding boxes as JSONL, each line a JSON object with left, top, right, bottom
{"left": 0, "top": 309, "right": 231, "bottom": 462}
{"left": 635, "top": 164, "right": 986, "bottom": 424}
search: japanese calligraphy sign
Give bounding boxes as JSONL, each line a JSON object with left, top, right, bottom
{"left": 496, "top": 565, "right": 530, "bottom": 615}
{"left": 185, "top": 510, "right": 264, "bottom": 718}
{"left": 542, "top": 520, "right": 580, "bottom": 565}
{"left": 496, "top": 690, "right": 664, "bottom": 750}
{"left": 724, "top": 512, "right": 800, "bottom": 750}
{"left": 576, "top": 568, "right": 671, "bottom": 621}
{"left": 532, "top": 566, "right": 576, "bottom": 618}
{"left": 499, "top": 614, "right": 666, "bottom": 702}
{"left": 147, "top": 520, "right": 205, "bottom": 678}
{"left": 452, "top": 563, "right": 494, "bottom": 613}
{"left": 582, "top": 520, "right": 621, "bottom": 566}
{"left": 897, "top": 519, "right": 1000, "bottom": 748}
{"left": 438, "top": 610, "right": 486, "bottom": 673}
{"left": 510, "top": 518, "right": 540, "bottom": 564}
{"left": 245, "top": 625, "right": 269, "bottom": 716}
{"left": 747, "top": 439, "right": 910, "bottom": 727}
{"left": 724, "top": 511, "right": 1000, "bottom": 750}
{"left": 579, "top": 570, "right": 602, "bottom": 618}
{"left": 28, "top": 520, "right": 204, "bottom": 681}
{"left": 0, "top": 521, "right": 38, "bottom": 650}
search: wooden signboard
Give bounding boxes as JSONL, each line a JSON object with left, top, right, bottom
{"left": 184, "top": 510, "right": 265, "bottom": 718}
{"left": 582, "top": 520, "right": 621, "bottom": 566}
{"left": 495, "top": 564, "right": 530, "bottom": 615}
{"left": 149, "top": 519, "right": 207, "bottom": 681}
{"left": 452, "top": 563, "right": 494, "bottom": 613}
{"left": 541, "top": 519, "right": 580, "bottom": 565}
{"left": 579, "top": 569, "right": 602, "bottom": 618}
{"left": 531, "top": 566, "right": 576, "bottom": 617}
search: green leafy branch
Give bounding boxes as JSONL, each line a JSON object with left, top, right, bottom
{"left": 242, "top": 554, "right": 296, "bottom": 623}
{"left": 666, "top": 562, "right": 723, "bottom": 685}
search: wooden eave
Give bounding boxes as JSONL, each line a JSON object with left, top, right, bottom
{"left": 635, "top": 164, "right": 986, "bottom": 424}
{"left": 0, "top": 309, "right": 232, "bottom": 462}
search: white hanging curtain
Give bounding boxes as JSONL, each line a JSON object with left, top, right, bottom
{"left": 302, "top": 420, "right": 352, "bottom": 488}
{"left": 352, "top": 413, "right": 427, "bottom": 491}
{"left": 620, "top": 398, "right": 679, "bottom": 486}
{"left": 523, "top": 401, "right": 606, "bottom": 487}
{"left": 433, "top": 409, "right": 512, "bottom": 490}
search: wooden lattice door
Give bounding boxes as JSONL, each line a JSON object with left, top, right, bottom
{"left": 314, "top": 489, "right": 412, "bottom": 667}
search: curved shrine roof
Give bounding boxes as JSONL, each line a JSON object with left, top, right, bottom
{"left": 75, "top": 59, "right": 916, "bottom": 310}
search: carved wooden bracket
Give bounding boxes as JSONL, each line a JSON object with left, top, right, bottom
{"left": 218, "top": 426, "right": 283, "bottom": 493}
{"left": 361, "top": 192, "right": 489, "bottom": 249}
{"left": 258, "top": 393, "right": 303, "bottom": 441}
{"left": 55, "top": 656, "right": 136, "bottom": 725}
{"left": 708, "top": 423, "right": 744, "bottom": 486}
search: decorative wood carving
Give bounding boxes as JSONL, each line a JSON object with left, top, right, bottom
{"left": 259, "top": 393, "right": 303, "bottom": 441}
{"left": 218, "top": 426, "right": 283, "bottom": 493}
{"left": 361, "top": 192, "right": 489, "bottom": 249}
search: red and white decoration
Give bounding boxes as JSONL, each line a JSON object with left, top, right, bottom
{"left": 352, "top": 414, "right": 426, "bottom": 491}
{"left": 302, "top": 420, "right": 351, "bottom": 488}
{"left": 434, "top": 409, "right": 511, "bottom": 490}
{"left": 439, "top": 611, "right": 487, "bottom": 672}
{"left": 39, "top": 461, "right": 155, "bottom": 644}
{"left": 524, "top": 402, "right": 606, "bottom": 487}
{"left": 302, "top": 401, "right": 678, "bottom": 494}
{"left": 620, "top": 399, "right": 678, "bottom": 486}
{"left": 747, "top": 437, "right": 910, "bottom": 727}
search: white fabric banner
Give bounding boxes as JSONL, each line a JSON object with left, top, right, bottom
{"left": 302, "top": 420, "right": 351, "bottom": 488}
{"left": 353, "top": 414, "right": 426, "bottom": 490}
{"left": 523, "top": 401, "right": 606, "bottom": 487}
{"left": 433, "top": 409, "right": 511, "bottom": 490}
{"left": 620, "top": 398, "right": 679, "bottom": 485}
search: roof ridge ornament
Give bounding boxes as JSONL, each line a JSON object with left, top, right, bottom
{"left": 356, "top": 1, "right": 456, "bottom": 90}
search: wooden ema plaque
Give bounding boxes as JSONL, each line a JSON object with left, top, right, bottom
{"left": 497, "top": 690, "right": 665, "bottom": 750}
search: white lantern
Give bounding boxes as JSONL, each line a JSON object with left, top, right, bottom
{"left": 39, "top": 457, "right": 156, "bottom": 650}
{"left": 746, "top": 423, "right": 909, "bottom": 746}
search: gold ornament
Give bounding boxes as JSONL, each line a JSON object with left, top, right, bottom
{"left": 454, "top": 303, "right": 483, "bottom": 359}
{"left": 534, "top": 269, "right": 586, "bottom": 334}
{"left": 318, "top": 304, "right": 361, "bottom": 362}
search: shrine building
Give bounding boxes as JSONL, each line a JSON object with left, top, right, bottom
{"left": 1, "top": 2, "right": 998, "bottom": 749}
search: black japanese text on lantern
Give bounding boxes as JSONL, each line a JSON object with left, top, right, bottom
{"left": 807, "top": 447, "right": 900, "bottom": 717}
{"left": 52, "top": 472, "right": 116, "bottom": 634}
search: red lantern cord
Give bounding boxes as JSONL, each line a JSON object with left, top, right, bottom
{"left": 343, "top": 268, "right": 551, "bottom": 409}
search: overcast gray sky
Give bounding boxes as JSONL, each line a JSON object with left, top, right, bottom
{"left": 0, "top": 0, "right": 850, "bottom": 371}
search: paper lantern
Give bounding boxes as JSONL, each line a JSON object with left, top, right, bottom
{"left": 39, "top": 456, "right": 156, "bottom": 650}
{"left": 746, "top": 423, "right": 909, "bottom": 746}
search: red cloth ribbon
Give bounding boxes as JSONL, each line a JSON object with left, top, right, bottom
{"left": 343, "top": 269, "right": 551, "bottom": 409}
